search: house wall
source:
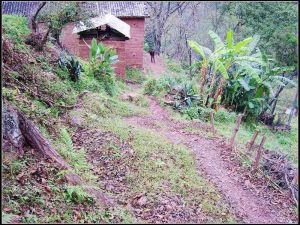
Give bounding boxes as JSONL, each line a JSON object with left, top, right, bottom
{"left": 121, "top": 17, "right": 145, "bottom": 69}
{"left": 59, "top": 17, "right": 145, "bottom": 78}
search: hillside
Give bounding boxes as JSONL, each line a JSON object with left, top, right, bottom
{"left": 2, "top": 14, "right": 298, "bottom": 224}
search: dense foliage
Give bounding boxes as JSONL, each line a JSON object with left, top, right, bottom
{"left": 86, "top": 38, "right": 119, "bottom": 95}
{"left": 188, "top": 30, "right": 295, "bottom": 119}
{"left": 59, "top": 53, "right": 83, "bottom": 82}
{"left": 2, "top": 15, "right": 31, "bottom": 50}
{"left": 221, "top": 2, "right": 298, "bottom": 68}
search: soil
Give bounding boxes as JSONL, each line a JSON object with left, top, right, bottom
{"left": 143, "top": 52, "right": 167, "bottom": 77}
{"left": 123, "top": 92, "right": 298, "bottom": 224}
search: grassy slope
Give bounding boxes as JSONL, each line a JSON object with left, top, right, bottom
{"left": 158, "top": 56, "right": 299, "bottom": 166}
{"left": 2, "top": 15, "right": 236, "bottom": 223}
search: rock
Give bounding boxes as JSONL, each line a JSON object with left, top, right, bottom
{"left": 136, "top": 196, "right": 148, "bottom": 206}
{"left": 2, "top": 103, "right": 25, "bottom": 154}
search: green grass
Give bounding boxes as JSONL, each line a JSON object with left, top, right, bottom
{"left": 55, "top": 127, "right": 98, "bottom": 183}
{"left": 164, "top": 56, "right": 184, "bottom": 73}
{"left": 81, "top": 92, "right": 149, "bottom": 118}
{"left": 2, "top": 15, "right": 30, "bottom": 51}
{"left": 68, "top": 102, "right": 236, "bottom": 223}
{"left": 125, "top": 67, "right": 147, "bottom": 84}
{"left": 177, "top": 107, "right": 298, "bottom": 166}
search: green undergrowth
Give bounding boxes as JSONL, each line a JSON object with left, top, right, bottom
{"left": 2, "top": 15, "right": 30, "bottom": 51}
{"left": 171, "top": 106, "right": 298, "bottom": 166}
{"left": 126, "top": 67, "right": 147, "bottom": 84}
{"left": 2, "top": 14, "right": 150, "bottom": 223}
{"left": 68, "top": 103, "right": 236, "bottom": 223}
{"left": 164, "top": 57, "right": 185, "bottom": 73}
{"left": 81, "top": 92, "right": 148, "bottom": 118}
{"left": 2, "top": 150, "right": 140, "bottom": 223}
{"left": 143, "top": 71, "right": 298, "bottom": 166}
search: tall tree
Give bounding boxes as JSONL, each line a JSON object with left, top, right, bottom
{"left": 146, "top": 2, "right": 189, "bottom": 55}
{"left": 221, "top": 2, "right": 298, "bottom": 68}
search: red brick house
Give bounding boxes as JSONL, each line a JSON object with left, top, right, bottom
{"left": 60, "top": 2, "right": 149, "bottom": 78}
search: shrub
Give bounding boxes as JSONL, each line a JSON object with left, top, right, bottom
{"left": 182, "top": 106, "right": 214, "bottom": 121}
{"left": 143, "top": 78, "right": 163, "bottom": 95}
{"left": 214, "top": 108, "right": 237, "bottom": 123}
{"left": 87, "top": 38, "right": 118, "bottom": 95}
{"left": 144, "top": 42, "right": 150, "bottom": 52}
{"left": 59, "top": 53, "right": 83, "bottom": 82}
{"left": 126, "top": 67, "right": 146, "bottom": 84}
{"left": 166, "top": 58, "right": 183, "bottom": 73}
{"left": 64, "top": 186, "right": 94, "bottom": 204}
{"left": 2, "top": 15, "right": 30, "bottom": 50}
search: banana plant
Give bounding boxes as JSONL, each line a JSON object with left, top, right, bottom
{"left": 188, "top": 29, "right": 296, "bottom": 118}
{"left": 188, "top": 29, "right": 254, "bottom": 109}
{"left": 84, "top": 38, "right": 119, "bottom": 95}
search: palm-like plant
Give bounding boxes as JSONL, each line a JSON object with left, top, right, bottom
{"left": 188, "top": 30, "right": 295, "bottom": 118}
{"left": 85, "top": 38, "right": 119, "bottom": 95}
{"left": 188, "top": 29, "right": 254, "bottom": 108}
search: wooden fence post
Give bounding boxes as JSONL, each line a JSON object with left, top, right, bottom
{"left": 229, "top": 114, "right": 242, "bottom": 149}
{"left": 247, "top": 129, "right": 259, "bottom": 152}
{"left": 253, "top": 136, "right": 266, "bottom": 172}
{"left": 210, "top": 112, "right": 215, "bottom": 135}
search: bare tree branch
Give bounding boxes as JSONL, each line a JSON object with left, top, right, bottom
{"left": 30, "top": 1, "right": 47, "bottom": 32}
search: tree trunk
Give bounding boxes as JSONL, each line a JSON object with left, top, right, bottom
{"left": 16, "top": 108, "right": 71, "bottom": 169}
{"left": 286, "top": 88, "right": 298, "bottom": 127}
{"left": 261, "top": 85, "right": 284, "bottom": 116}
{"left": 30, "top": 2, "right": 47, "bottom": 32}
{"left": 36, "top": 28, "right": 51, "bottom": 51}
{"left": 154, "top": 31, "right": 163, "bottom": 55}
{"left": 270, "top": 98, "right": 278, "bottom": 115}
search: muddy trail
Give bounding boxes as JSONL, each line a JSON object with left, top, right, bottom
{"left": 123, "top": 87, "right": 297, "bottom": 223}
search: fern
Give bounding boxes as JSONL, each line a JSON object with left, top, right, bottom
{"left": 60, "top": 128, "right": 73, "bottom": 151}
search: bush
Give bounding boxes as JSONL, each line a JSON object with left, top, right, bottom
{"left": 143, "top": 78, "right": 164, "bottom": 95}
{"left": 2, "top": 15, "right": 30, "bottom": 50}
{"left": 144, "top": 42, "right": 150, "bottom": 52}
{"left": 64, "top": 186, "right": 94, "bottom": 204}
{"left": 166, "top": 58, "right": 184, "bottom": 73}
{"left": 182, "top": 106, "right": 214, "bottom": 121}
{"left": 214, "top": 108, "right": 237, "bottom": 123}
{"left": 59, "top": 53, "right": 83, "bottom": 82}
{"left": 87, "top": 38, "right": 118, "bottom": 96}
{"left": 126, "top": 67, "right": 146, "bottom": 84}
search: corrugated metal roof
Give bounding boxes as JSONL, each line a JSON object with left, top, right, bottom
{"left": 96, "top": 2, "right": 149, "bottom": 17}
{"left": 2, "top": 1, "right": 40, "bottom": 17}
{"left": 73, "top": 14, "right": 131, "bottom": 39}
{"left": 2, "top": 1, "right": 149, "bottom": 18}
{"left": 80, "top": 2, "right": 149, "bottom": 17}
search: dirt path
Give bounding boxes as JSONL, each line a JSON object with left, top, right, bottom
{"left": 143, "top": 52, "right": 167, "bottom": 77}
{"left": 123, "top": 94, "right": 297, "bottom": 223}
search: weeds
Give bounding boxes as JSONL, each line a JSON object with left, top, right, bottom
{"left": 126, "top": 67, "right": 147, "bottom": 84}
{"left": 56, "top": 127, "right": 97, "bottom": 182}
{"left": 64, "top": 186, "right": 94, "bottom": 204}
{"left": 2, "top": 15, "right": 30, "bottom": 51}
